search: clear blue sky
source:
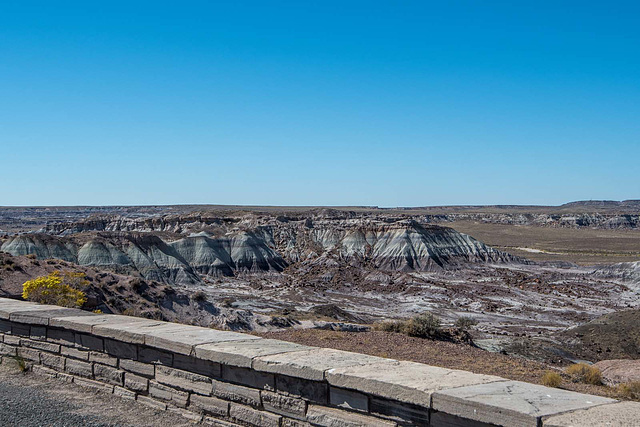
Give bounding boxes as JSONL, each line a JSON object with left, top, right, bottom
{"left": 1, "top": 1, "right": 638, "bottom": 206}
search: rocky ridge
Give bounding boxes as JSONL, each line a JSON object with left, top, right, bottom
{"left": 424, "top": 212, "right": 640, "bottom": 229}
{"left": 2, "top": 207, "right": 639, "bottom": 362}
{"left": 2, "top": 213, "right": 521, "bottom": 285}
{"left": 593, "top": 261, "right": 640, "bottom": 286}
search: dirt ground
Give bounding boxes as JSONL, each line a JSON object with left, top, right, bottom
{"left": 448, "top": 221, "right": 640, "bottom": 265}
{"left": 259, "top": 329, "right": 627, "bottom": 400}
{"left": 556, "top": 308, "right": 640, "bottom": 362}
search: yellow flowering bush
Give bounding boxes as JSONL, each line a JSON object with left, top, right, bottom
{"left": 22, "top": 271, "right": 88, "bottom": 308}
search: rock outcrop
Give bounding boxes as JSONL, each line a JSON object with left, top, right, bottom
{"left": 424, "top": 212, "right": 640, "bottom": 229}
{"left": 593, "top": 261, "right": 640, "bottom": 286}
{"left": 1, "top": 213, "right": 522, "bottom": 285}
{"left": 2, "top": 234, "right": 200, "bottom": 285}
{"left": 272, "top": 220, "right": 517, "bottom": 271}
{"left": 0, "top": 252, "right": 294, "bottom": 331}
{"left": 593, "top": 359, "right": 640, "bottom": 386}
{"left": 1, "top": 234, "right": 78, "bottom": 262}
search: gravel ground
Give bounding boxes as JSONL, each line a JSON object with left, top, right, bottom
{"left": 0, "top": 362, "right": 192, "bottom": 427}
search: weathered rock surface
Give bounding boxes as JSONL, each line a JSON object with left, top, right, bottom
{"left": 593, "top": 261, "right": 640, "bottom": 286}
{"left": 327, "top": 360, "right": 504, "bottom": 407}
{"left": 425, "top": 212, "right": 640, "bottom": 229}
{"left": 593, "top": 359, "right": 640, "bottom": 386}
{"left": 1, "top": 233, "right": 201, "bottom": 285}
{"left": 1, "top": 214, "right": 522, "bottom": 285}
{"left": 543, "top": 401, "right": 640, "bottom": 427}
{"left": 0, "top": 252, "right": 297, "bottom": 332}
{"left": 3, "top": 206, "right": 639, "bottom": 351}
{"left": 432, "top": 380, "right": 616, "bottom": 426}
{"left": 1, "top": 234, "right": 78, "bottom": 262}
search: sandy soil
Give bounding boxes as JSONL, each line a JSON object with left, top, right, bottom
{"left": 449, "top": 221, "right": 640, "bottom": 265}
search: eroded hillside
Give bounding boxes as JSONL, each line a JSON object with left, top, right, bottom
{"left": 0, "top": 252, "right": 291, "bottom": 331}
{"left": 2, "top": 213, "right": 521, "bottom": 285}
{"left": 2, "top": 205, "right": 640, "bottom": 363}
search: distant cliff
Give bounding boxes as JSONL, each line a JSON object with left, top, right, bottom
{"left": 2, "top": 213, "right": 522, "bottom": 285}
{"left": 424, "top": 212, "right": 640, "bottom": 229}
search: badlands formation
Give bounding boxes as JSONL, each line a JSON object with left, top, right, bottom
{"left": 1, "top": 204, "right": 639, "bottom": 363}
{"left": 2, "top": 215, "right": 517, "bottom": 284}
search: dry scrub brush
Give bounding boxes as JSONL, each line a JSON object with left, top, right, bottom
{"left": 455, "top": 316, "right": 478, "bottom": 330}
{"left": 374, "top": 312, "right": 442, "bottom": 338}
{"left": 566, "top": 363, "right": 602, "bottom": 385}
{"left": 617, "top": 382, "right": 640, "bottom": 400}
{"left": 541, "top": 371, "right": 563, "bottom": 388}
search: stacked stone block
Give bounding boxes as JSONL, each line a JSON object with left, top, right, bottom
{"left": 0, "top": 298, "right": 636, "bottom": 427}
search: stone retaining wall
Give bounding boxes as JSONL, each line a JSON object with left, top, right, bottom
{"left": 0, "top": 298, "right": 636, "bottom": 427}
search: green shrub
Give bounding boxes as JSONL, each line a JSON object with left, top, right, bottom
{"left": 374, "top": 312, "right": 442, "bottom": 338}
{"left": 405, "top": 313, "right": 441, "bottom": 338}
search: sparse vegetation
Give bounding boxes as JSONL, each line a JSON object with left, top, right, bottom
{"left": 566, "top": 363, "right": 602, "bottom": 385}
{"left": 280, "top": 307, "right": 297, "bottom": 316}
{"left": 122, "top": 307, "right": 138, "bottom": 316}
{"left": 449, "top": 220, "right": 640, "bottom": 265}
{"left": 140, "top": 309, "right": 165, "bottom": 320}
{"left": 2, "top": 257, "right": 17, "bottom": 271}
{"left": 542, "top": 371, "right": 562, "bottom": 388}
{"left": 22, "top": 271, "right": 88, "bottom": 308}
{"left": 373, "top": 320, "right": 406, "bottom": 333}
{"left": 191, "top": 290, "right": 207, "bottom": 303}
{"left": 7, "top": 355, "right": 29, "bottom": 372}
{"left": 374, "top": 312, "right": 442, "bottom": 339}
{"left": 617, "top": 382, "right": 640, "bottom": 400}
{"left": 220, "top": 297, "right": 235, "bottom": 308}
{"left": 129, "top": 278, "right": 145, "bottom": 293}
{"left": 405, "top": 313, "right": 441, "bottom": 338}
{"left": 455, "top": 316, "right": 478, "bottom": 330}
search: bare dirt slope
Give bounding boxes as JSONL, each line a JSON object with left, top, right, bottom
{"left": 556, "top": 308, "right": 640, "bottom": 361}
{"left": 0, "top": 253, "right": 290, "bottom": 331}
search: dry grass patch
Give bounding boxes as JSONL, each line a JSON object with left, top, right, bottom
{"left": 542, "top": 371, "right": 562, "bottom": 388}
{"left": 617, "top": 382, "right": 640, "bottom": 400}
{"left": 566, "top": 363, "right": 602, "bottom": 385}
